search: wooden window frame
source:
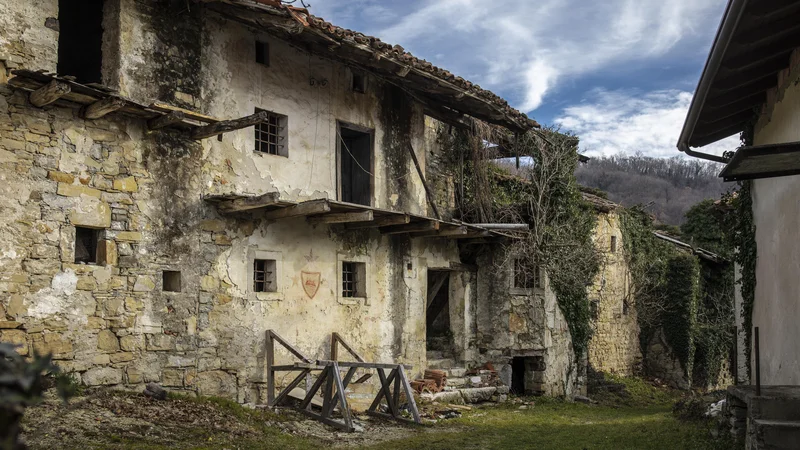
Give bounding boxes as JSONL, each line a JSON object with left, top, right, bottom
{"left": 336, "top": 121, "right": 374, "bottom": 206}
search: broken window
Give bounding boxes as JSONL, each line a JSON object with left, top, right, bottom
{"left": 254, "top": 259, "right": 277, "bottom": 293}
{"left": 163, "top": 271, "right": 181, "bottom": 292}
{"left": 74, "top": 227, "right": 99, "bottom": 264}
{"left": 610, "top": 235, "right": 617, "bottom": 253}
{"left": 255, "top": 41, "right": 269, "bottom": 66}
{"left": 57, "top": 0, "right": 104, "bottom": 84}
{"left": 514, "top": 259, "right": 541, "bottom": 290}
{"left": 351, "top": 72, "right": 366, "bottom": 93}
{"left": 338, "top": 124, "right": 372, "bottom": 206}
{"left": 341, "top": 261, "right": 365, "bottom": 298}
{"left": 254, "top": 108, "right": 287, "bottom": 157}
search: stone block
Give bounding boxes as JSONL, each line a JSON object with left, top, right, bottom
{"left": 93, "top": 354, "right": 110, "bottom": 365}
{"left": 124, "top": 297, "right": 143, "bottom": 311}
{"left": 97, "top": 240, "right": 118, "bottom": 266}
{"left": 195, "top": 370, "right": 237, "bottom": 399}
{"left": 0, "top": 321, "right": 22, "bottom": 329}
{"left": 167, "top": 355, "right": 195, "bottom": 368}
{"left": 110, "top": 352, "right": 135, "bottom": 363}
{"left": 120, "top": 334, "right": 144, "bottom": 351}
{"left": 57, "top": 183, "right": 101, "bottom": 198}
{"left": 1, "top": 330, "right": 28, "bottom": 355}
{"left": 103, "top": 297, "right": 124, "bottom": 316}
{"left": 199, "top": 219, "right": 226, "bottom": 232}
{"left": 115, "top": 231, "right": 142, "bottom": 242}
{"left": 7, "top": 294, "right": 26, "bottom": 316}
{"left": 86, "top": 316, "right": 105, "bottom": 329}
{"left": 460, "top": 387, "right": 497, "bottom": 403}
{"left": 213, "top": 234, "right": 232, "bottom": 245}
{"left": 31, "top": 244, "right": 58, "bottom": 259}
{"left": 161, "top": 369, "right": 184, "bottom": 387}
{"left": 76, "top": 276, "right": 97, "bottom": 291}
{"left": 113, "top": 176, "right": 138, "bottom": 192}
{"left": 83, "top": 367, "right": 123, "bottom": 386}
{"left": 133, "top": 275, "right": 155, "bottom": 292}
{"left": 147, "top": 334, "right": 175, "bottom": 351}
{"left": 127, "top": 367, "right": 143, "bottom": 384}
{"left": 48, "top": 171, "right": 75, "bottom": 184}
{"left": 97, "top": 329, "right": 120, "bottom": 352}
{"left": 32, "top": 333, "right": 73, "bottom": 359}
{"left": 70, "top": 199, "right": 111, "bottom": 229}
{"left": 200, "top": 276, "right": 218, "bottom": 292}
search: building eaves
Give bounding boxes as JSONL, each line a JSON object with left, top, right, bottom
{"left": 201, "top": 0, "right": 539, "bottom": 133}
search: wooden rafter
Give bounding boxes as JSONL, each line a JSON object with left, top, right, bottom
{"left": 261, "top": 199, "right": 330, "bottom": 220}
{"left": 29, "top": 80, "right": 71, "bottom": 107}
{"left": 307, "top": 211, "right": 373, "bottom": 225}
{"left": 346, "top": 214, "right": 410, "bottom": 229}
{"left": 191, "top": 110, "right": 271, "bottom": 139}
{"left": 210, "top": 192, "right": 281, "bottom": 214}
{"left": 379, "top": 221, "right": 438, "bottom": 235}
{"left": 148, "top": 110, "right": 186, "bottom": 130}
{"left": 82, "top": 96, "right": 126, "bottom": 119}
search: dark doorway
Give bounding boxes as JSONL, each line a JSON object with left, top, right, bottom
{"left": 426, "top": 270, "right": 452, "bottom": 353}
{"left": 339, "top": 125, "right": 372, "bottom": 206}
{"left": 511, "top": 357, "right": 526, "bottom": 395}
{"left": 58, "top": 0, "right": 104, "bottom": 84}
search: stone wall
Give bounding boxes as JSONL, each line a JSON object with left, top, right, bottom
{"left": 0, "top": 0, "right": 470, "bottom": 406}
{"left": 587, "top": 210, "right": 642, "bottom": 375}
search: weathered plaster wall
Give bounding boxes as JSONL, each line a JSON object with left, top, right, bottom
{"left": 0, "top": 1, "right": 466, "bottom": 407}
{"left": 749, "top": 56, "right": 800, "bottom": 386}
{"left": 475, "top": 246, "right": 580, "bottom": 397}
{"left": 587, "top": 211, "right": 641, "bottom": 375}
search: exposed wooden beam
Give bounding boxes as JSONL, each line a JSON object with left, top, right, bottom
{"left": 450, "top": 231, "right": 493, "bottom": 240}
{"left": 691, "top": 124, "right": 744, "bottom": 148}
{"left": 148, "top": 110, "right": 186, "bottom": 130}
{"left": 735, "top": 14, "right": 800, "bottom": 45}
{"left": 407, "top": 143, "right": 441, "bottom": 219}
{"left": 468, "top": 223, "right": 530, "bottom": 230}
{"left": 211, "top": 192, "right": 281, "bottom": 214}
{"left": 715, "top": 58, "right": 786, "bottom": 92}
{"left": 413, "top": 226, "right": 468, "bottom": 238}
{"left": 307, "top": 210, "right": 373, "bottom": 225}
{"left": 346, "top": 214, "right": 410, "bottom": 229}
{"left": 449, "top": 261, "right": 478, "bottom": 272}
{"left": 701, "top": 95, "right": 764, "bottom": 123}
{"left": 192, "top": 110, "right": 270, "bottom": 140}
{"left": 82, "top": 96, "right": 125, "bottom": 120}
{"left": 693, "top": 111, "right": 755, "bottom": 138}
{"left": 29, "top": 80, "right": 71, "bottom": 107}
{"left": 379, "top": 221, "right": 438, "bottom": 235}
{"left": 262, "top": 199, "right": 331, "bottom": 221}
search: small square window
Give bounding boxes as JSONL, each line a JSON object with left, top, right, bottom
{"left": 342, "top": 261, "right": 366, "bottom": 298}
{"left": 74, "top": 227, "right": 99, "bottom": 264}
{"left": 610, "top": 235, "right": 617, "bottom": 253}
{"left": 255, "top": 41, "right": 269, "bottom": 66}
{"left": 514, "top": 259, "right": 541, "bottom": 290}
{"left": 352, "top": 72, "right": 366, "bottom": 93}
{"left": 254, "top": 259, "right": 277, "bottom": 293}
{"left": 254, "top": 108, "right": 288, "bottom": 157}
{"left": 163, "top": 271, "right": 181, "bottom": 292}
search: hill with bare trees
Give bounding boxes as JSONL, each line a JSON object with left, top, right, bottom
{"left": 575, "top": 154, "right": 732, "bottom": 225}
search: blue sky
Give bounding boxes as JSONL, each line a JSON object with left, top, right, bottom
{"left": 310, "top": 0, "right": 740, "bottom": 158}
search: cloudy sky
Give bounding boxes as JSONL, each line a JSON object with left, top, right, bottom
{"left": 310, "top": 0, "right": 740, "bottom": 158}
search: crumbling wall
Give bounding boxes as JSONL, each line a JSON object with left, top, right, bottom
{"left": 587, "top": 211, "right": 641, "bottom": 375}
{"left": 0, "top": 2, "right": 468, "bottom": 407}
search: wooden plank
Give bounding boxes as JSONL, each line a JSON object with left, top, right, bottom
{"left": 331, "top": 362, "right": 354, "bottom": 430}
{"left": 268, "top": 330, "right": 313, "bottom": 363}
{"left": 262, "top": 199, "right": 331, "bottom": 221}
{"left": 266, "top": 330, "right": 275, "bottom": 406}
{"left": 82, "top": 96, "right": 125, "bottom": 119}
{"left": 272, "top": 369, "right": 311, "bottom": 407}
{"left": 147, "top": 110, "right": 186, "bottom": 130}
{"left": 407, "top": 144, "right": 441, "bottom": 219}
{"left": 192, "top": 110, "right": 270, "bottom": 139}
{"left": 30, "top": 80, "right": 71, "bottom": 107}
{"left": 414, "top": 226, "right": 468, "bottom": 238}
{"left": 346, "top": 214, "right": 410, "bottom": 229}
{"left": 331, "top": 333, "right": 366, "bottom": 362}
{"left": 426, "top": 272, "right": 448, "bottom": 310}
{"left": 379, "top": 221, "right": 438, "bottom": 235}
{"left": 342, "top": 367, "right": 358, "bottom": 390}
{"left": 398, "top": 365, "right": 422, "bottom": 423}
{"left": 307, "top": 211, "right": 373, "bottom": 225}
{"left": 318, "top": 360, "right": 413, "bottom": 370}
{"left": 149, "top": 101, "right": 219, "bottom": 123}
{"left": 353, "top": 373, "right": 372, "bottom": 384}
{"left": 212, "top": 192, "right": 281, "bottom": 214}
{"left": 300, "top": 368, "right": 329, "bottom": 410}
{"left": 270, "top": 364, "right": 326, "bottom": 371}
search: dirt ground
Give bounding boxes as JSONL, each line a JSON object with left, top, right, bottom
{"left": 19, "top": 388, "right": 457, "bottom": 449}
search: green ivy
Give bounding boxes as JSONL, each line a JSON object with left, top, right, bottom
{"left": 662, "top": 253, "right": 699, "bottom": 378}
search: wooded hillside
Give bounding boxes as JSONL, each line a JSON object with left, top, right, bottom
{"left": 575, "top": 154, "right": 731, "bottom": 225}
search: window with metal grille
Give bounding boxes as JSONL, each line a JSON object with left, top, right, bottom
{"left": 254, "top": 108, "right": 287, "bottom": 157}
{"left": 74, "top": 227, "right": 98, "bottom": 264}
{"left": 514, "top": 259, "right": 541, "bottom": 290}
{"left": 341, "top": 261, "right": 366, "bottom": 298}
{"left": 254, "top": 259, "right": 277, "bottom": 293}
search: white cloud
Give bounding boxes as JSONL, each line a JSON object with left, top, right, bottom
{"left": 554, "top": 89, "right": 740, "bottom": 157}
{"left": 341, "top": 0, "right": 728, "bottom": 111}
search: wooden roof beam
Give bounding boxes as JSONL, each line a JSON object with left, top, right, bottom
{"left": 209, "top": 192, "right": 281, "bottom": 214}
{"left": 148, "top": 110, "right": 186, "bottom": 131}
{"left": 262, "top": 199, "right": 331, "bottom": 220}
{"left": 82, "top": 96, "right": 125, "bottom": 120}
{"left": 307, "top": 210, "right": 374, "bottom": 225}
{"left": 346, "top": 214, "right": 410, "bottom": 229}
{"left": 379, "top": 221, "right": 439, "bottom": 235}
{"left": 192, "top": 110, "right": 271, "bottom": 140}
{"left": 29, "top": 80, "right": 71, "bottom": 107}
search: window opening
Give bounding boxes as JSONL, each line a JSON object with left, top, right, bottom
{"left": 163, "top": 271, "right": 181, "bottom": 292}
{"left": 610, "top": 235, "right": 617, "bottom": 253}
{"left": 514, "top": 259, "right": 540, "bottom": 289}
{"left": 339, "top": 125, "right": 372, "bottom": 206}
{"left": 57, "top": 0, "right": 104, "bottom": 84}
{"left": 426, "top": 270, "right": 453, "bottom": 354}
{"left": 341, "top": 261, "right": 365, "bottom": 298}
{"left": 255, "top": 41, "right": 269, "bottom": 66}
{"left": 74, "top": 227, "right": 99, "bottom": 264}
{"left": 254, "top": 259, "right": 277, "bottom": 293}
{"left": 352, "top": 72, "right": 365, "bottom": 93}
{"left": 254, "top": 108, "right": 287, "bottom": 156}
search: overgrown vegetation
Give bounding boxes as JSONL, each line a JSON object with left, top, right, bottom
{"left": 437, "top": 124, "right": 600, "bottom": 359}
{"left": 620, "top": 198, "right": 735, "bottom": 388}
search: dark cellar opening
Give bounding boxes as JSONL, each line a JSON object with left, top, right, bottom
{"left": 511, "top": 356, "right": 526, "bottom": 395}
{"left": 339, "top": 125, "right": 372, "bottom": 206}
{"left": 58, "top": 0, "right": 104, "bottom": 84}
{"left": 426, "top": 270, "right": 452, "bottom": 353}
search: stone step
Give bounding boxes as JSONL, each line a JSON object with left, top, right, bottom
{"left": 447, "top": 367, "right": 467, "bottom": 378}
{"left": 427, "top": 358, "right": 455, "bottom": 369}
{"left": 752, "top": 419, "right": 800, "bottom": 450}
{"left": 751, "top": 396, "right": 800, "bottom": 421}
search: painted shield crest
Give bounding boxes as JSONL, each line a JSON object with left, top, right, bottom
{"left": 301, "top": 271, "right": 321, "bottom": 299}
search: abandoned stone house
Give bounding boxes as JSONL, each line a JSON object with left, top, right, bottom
{"left": 0, "top": 0, "right": 610, "bottom": 405}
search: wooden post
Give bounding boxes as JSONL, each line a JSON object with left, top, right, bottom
{"left": 266, "top": 331, "right": 275, "bottom": 406}
{"left": 407, "top": 143, "right": 441, "bottom": 219}
{"left": 30, "top": 80, "right": 71, "bottom": 107}
{"left": 397, "top": 365, "right": 421, "bottom": 423}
